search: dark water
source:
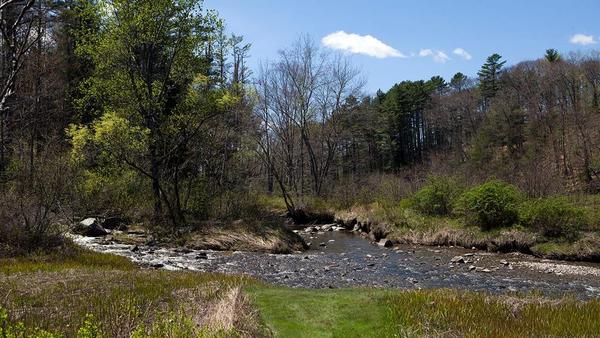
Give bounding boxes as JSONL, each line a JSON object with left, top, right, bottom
{"left": 73, "top": 230, "right": 600, "bottom": 299}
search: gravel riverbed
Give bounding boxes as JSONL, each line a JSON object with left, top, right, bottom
{"left": 72, "top": 229, "right": 600, "bottom": 299}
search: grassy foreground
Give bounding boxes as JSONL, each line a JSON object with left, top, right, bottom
{"left": 1, "top": 249, "right": 600, "bottom": 337}
{"left": 249, "top": 287, "right": 600, "bottom": 337}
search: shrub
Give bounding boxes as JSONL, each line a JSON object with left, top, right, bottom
{"left": 0, "top": 153, "right": 72, "bottom": 256}
{"left": 412, "top": 176, "right": 461, "bottom": 216}
{"left": 0, "top": 307, "right": 60, "bottom": 337}
{"left": 458, "top": 180, "right": 521, "bottom": 230}
{"left": 520, "top": 197, "right": 586, "bottom": 239}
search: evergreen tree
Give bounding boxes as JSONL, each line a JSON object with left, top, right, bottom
{"left": 477, "top": 53, "right": 506, "bottom": 101}
{"left": 450, "top": 72, "right": 468, "bottom": 91}
{"left": 428, "top": 75, "right": 447, "bottom": 94}
{"left": 544, "top": 48, "right": 561, "bottom": 63}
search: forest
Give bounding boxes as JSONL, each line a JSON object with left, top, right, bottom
{"left": 1, "top": 0, "right": 598, "bottom": 250}
{"left": 1, "top": 0, "right": 600, "bottom": 336}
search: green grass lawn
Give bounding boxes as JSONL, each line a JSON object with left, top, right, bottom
{"left": 248, "top": 287, "right": 397, "bottom": 337}
{"left": 249, "top": 287, "right": 600, "bottom": 338}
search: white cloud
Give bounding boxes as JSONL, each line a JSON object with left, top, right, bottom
{"left": 570, "top": 34, "right": 597, "bottom": 46}
{"left": 419, "top": 49, "right": 450, "bottom": 63}
{"left": 453, "top": 48, "right": 472, "bottom": 60}
{"left": 321, "top": 31, "right": 406, "bottom": 58}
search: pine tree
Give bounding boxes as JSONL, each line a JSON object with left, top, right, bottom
{"left": 478, "top": 53, "right": 506, "bottom": 101}
{"left": 450, "top": 72, "right": 468, "bottom": 92}
{"left": 544, "top": 48, "right": 561, "bottom": 63}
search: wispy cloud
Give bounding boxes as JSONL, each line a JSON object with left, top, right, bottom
{"left": 453, "top": 48, "right": 472, "bottom": 60}
{"left": 570, "top": 33, "right": 597, "bottom": 45}
{"left": 419, "top": 49, "right": 450, "bottom": 63}
{"left": 321, "top": 31, "right": 406, "bottom": 59}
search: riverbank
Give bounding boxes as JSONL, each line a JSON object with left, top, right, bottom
{"left": 77, "top": 214, "right": 307, "bottom": 255}
{"left": 1, "top": 248, "right": 600, "bottom": 337}
{"left": 333, "top": 204, "right": 600, "bottom": 262}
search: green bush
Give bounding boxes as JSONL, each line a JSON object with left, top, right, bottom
{"left": 412, "top": 176, "right": 461, "bottom": 216}
{"left": 458, "top": 180, "right": 521, "bottom": 230}
{"left": 520, "top": 197, "right": 586, "bottom": 239}
{"left": 0, "top": 306, "right": 60, "bottom": 337}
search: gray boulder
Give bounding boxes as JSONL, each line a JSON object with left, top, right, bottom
{"left": 378, "top": 238, "right": 393, "bottom": 247}
{"left": 321, "top": 224, "right": 335, "bottom": 232}
{"left": 450, "top": 255, "right": 466, "bottom": 264}
{"left": 73, "top": 218, "right": 108, "bottom": 237}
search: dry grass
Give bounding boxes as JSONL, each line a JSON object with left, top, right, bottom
{"left": 184, "top": 220, "right": 306, "bottom": 253}
{"left": 0, "top": 250, "right": 265, "bottom": 337}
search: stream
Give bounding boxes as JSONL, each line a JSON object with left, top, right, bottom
{"left": 72, "top": 229, "right": 600, "bottom": 299}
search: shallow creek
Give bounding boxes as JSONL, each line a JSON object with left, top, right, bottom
{"left": 72, "top": 230, "right": 600, "bottom": 299}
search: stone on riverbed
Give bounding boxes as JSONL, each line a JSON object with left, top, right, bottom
{"left": 450, "top": 255, "right": 466, "bottom": 264}
{"left": 378, "top": 239, "right": 393, "bottom": 247}
{"left": 73, "top": 218, "right": 108, "bottom": 237}
{"left": 321, "top": 224, "right": 335, "bottom": 232}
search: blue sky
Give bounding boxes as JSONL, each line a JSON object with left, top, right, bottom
{"left": 205, "top": 0, "right": 600, "bottom": 93}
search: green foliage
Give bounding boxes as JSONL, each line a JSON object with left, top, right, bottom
{"left": 520, "top": 197, "right": 586, "bottom": 239}
{"left": 450, "top": 72, "right": 468, "bottom": 91}
{"left": 67, "top": 112, "right": 152, "bottom": 217}
{"left": 458, "top": 180, "right": 521, "bottom": 230}
{"left": 478, "top": 53, "right": 506, "bottom": 99}
{"left": 77, "top": 314, "right": 102, "bottom": 338}
{"left": 412, "top": 176, "right": 461, "bottom": 216}
{"left": 131, "top": 313, "right": 197, "bottom": 338}
{"left": 69, "top": 0, "right": 248, "bottom": 228}
{"left": 0, "top": 307, "right": 60, "bottom": 337}
{"left": 545, "top": 48, "right": 561, "bottom": 63}
{"left": 469, "top": 104, "right": 527, "bottom": 169}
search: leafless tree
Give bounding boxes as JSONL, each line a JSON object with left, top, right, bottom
{"left": 255, "top": 37, "right": 363, "bottom": 217}
{"left": 0, "top": 0, "right": 36, "bottom": 173}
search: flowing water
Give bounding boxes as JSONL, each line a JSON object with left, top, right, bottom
{"left": 72, "top": 230, "right": 600, "bottom": 299}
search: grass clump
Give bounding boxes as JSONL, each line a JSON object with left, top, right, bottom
{"left": 458, "top": 180, "right": 522, "bottom": 230}
{"left": 412, "top": 176, "right": 461, "bottom": 216}
{"left": 520, "top": 197, "right": 586, "bottom": 240}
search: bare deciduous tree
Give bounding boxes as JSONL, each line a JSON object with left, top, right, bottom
{"left": 255, "top": 37, "right": 363, "bottom": 219}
